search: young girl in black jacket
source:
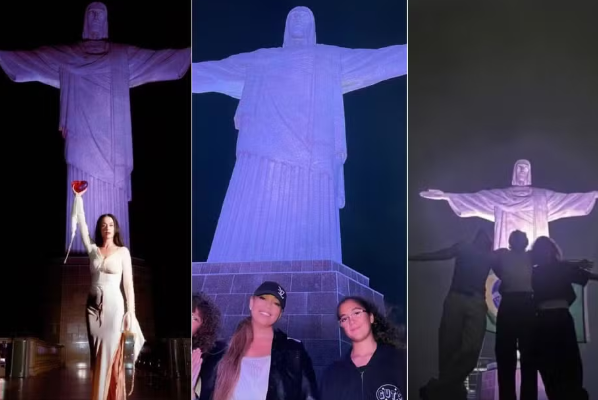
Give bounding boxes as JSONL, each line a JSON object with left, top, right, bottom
{"left": 320, "top": 296, "right": 406, "bottom": 400}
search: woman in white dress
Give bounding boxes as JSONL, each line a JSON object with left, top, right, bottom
{"left": 72, "top": 187, "right": 144, "bottom": 400}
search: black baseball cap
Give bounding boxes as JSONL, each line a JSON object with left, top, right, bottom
{"left": 254, "top": 281, "right": 287, "bottom": 309}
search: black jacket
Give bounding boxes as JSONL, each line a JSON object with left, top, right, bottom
{"left": 198, "top": 340, "right": 227, "bottom": 400}
{"left": 320, "top": 343, "right": 406, "bottom": 400}
{"left": 532, "top": 260, "right": 591, "bottom": 307}
{"left": 267, "top": 329, "right": 319, "bottom": 400}
{"left": 197, "top": 330, "right": 319, "bottom": 400}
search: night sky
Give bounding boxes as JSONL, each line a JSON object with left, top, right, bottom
{"left": 0, "top": 0, "right": 191, "bottom": 338}
{"left": 408, "top": 0, "right": 598, "bottom": 398}
{"left": 192, "top": 0, "right": 407, "bottom": 322}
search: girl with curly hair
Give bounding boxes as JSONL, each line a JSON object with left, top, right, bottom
{"left": 319, "top": 296, "right": 406, "bottom": 400}
{"left": 192, "top": 292, "right": 227, "bottom": 400}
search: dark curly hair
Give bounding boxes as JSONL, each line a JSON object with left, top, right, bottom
{"left": 192, "top": 292, "right": 222, "bottom": 352}
{"left": 337, "top": 296, "right": 405, "bottom": 350}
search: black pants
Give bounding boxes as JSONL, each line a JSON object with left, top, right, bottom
{"left": 495, "top": 293, "right": 537, "bottom": 400}
{"left": 534, "top": 309, "right": 588, "bottom": 400}
{"left": 421, "top": 291, "right": 487, "bottom": 400}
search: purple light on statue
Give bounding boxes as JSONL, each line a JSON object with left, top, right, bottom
{"left": 192, "top": 6, "right": 407, "bottom": 263}
{"left": 421, "top": 159, "right": 598, "bottom": 250}
{"left": 0, "top": 2, "right": 190, "bottom": 254}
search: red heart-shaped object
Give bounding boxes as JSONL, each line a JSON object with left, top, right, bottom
{"left": 72, "top": 180, "right": 89, "bottom": 193}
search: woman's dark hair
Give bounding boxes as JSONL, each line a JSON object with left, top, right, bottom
{"left": 337, "top": 296, "right": 404, "bottom": 349}
{"left": 192, "top": 292, "right": 222, "bottom": 352}
{"left": 94, "top": 213, "right": 124, "bottom": 247}
{"left": 531, "top": 236, "right": 562, "bottom": 266}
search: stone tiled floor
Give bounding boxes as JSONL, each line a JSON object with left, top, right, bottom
{"left": 0, "top": 367, "right": 189, "bottom": 400}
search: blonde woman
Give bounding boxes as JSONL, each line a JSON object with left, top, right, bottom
{"left": 213, "top": 281, "right": 318, "bottom": 400}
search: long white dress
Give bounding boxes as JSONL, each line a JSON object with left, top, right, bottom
{"left": 73, "top": 194, "right": 145, "bottom": 400}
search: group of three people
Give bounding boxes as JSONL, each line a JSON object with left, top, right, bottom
{"left": 412, "top": 229, "right": 597, "bottom": 400}
{"left": 191, "top": 282, "right": 406, "bottom": 400}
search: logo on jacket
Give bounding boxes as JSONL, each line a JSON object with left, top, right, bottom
{"left": 376, "top": 384, "right": 403, "bottom": 400}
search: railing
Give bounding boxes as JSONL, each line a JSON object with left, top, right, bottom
{"left": 0, "top": 337, "right": 64, "bottom": 378}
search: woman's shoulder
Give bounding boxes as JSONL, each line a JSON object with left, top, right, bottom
{"left": 377, "top": 343, "right": 406, "bottom": 365}
{"left": 284, "top": 335, "right": 306, "bottom": 351}
{"left": 211, "top": 340, "right": 228, "bottom": 354}
{"left": 274, "top": 329, "right": 296, "bottom": 343}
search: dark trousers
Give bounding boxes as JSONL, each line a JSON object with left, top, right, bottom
{"left": 422, "top": 291, "right": 487, "bottom": 400}
{"left": 534, "top": 309, "right": 588, "bottom": 400}
{"left": 495, "top": 292, "right": 537, "bottom": 400}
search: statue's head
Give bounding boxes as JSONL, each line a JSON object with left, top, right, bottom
{"left": 283, "top": 6, "right": 316, "bottom": 48}
{"left": 83, "top": 2, "right": 108, "bottom": 40}
{"left": 511, "top": 159, "right": 531, "bottom": 187}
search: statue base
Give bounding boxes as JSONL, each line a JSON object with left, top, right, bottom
{"left": 42, "top": 256, "right": 155, "bottom": 367}
{"left": 191, "top": 260, "right": 385, "bottom": 379}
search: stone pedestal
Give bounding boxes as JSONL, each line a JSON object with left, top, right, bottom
{"left": 43, "top": 256, "right": 155, "bottom": 367}
{"left": 479, "top": 363, "right": 547, "bottom": 400}
{"left": 191, "top": 260, "right": 384, "bottom": 379}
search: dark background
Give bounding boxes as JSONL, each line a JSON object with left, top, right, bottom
{"left": 0, "top": 0, "right": 191, "bottom": 339}
{"left": 192, "top": 0, "right": 407, "bottom": 323}
{"left": 408, "top": 0, "right": 598, "bottom": 398}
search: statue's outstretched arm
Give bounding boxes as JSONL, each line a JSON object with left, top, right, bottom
{"left": 192, "top": 52, "right": 254, "bottom": 99}
{"left": 0, "top": 46, "right": 61, "bottom": 88}
{"left": 340, "top": 44, "right": 406, "bottom": 94}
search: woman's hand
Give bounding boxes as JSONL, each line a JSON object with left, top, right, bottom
{"left": 124, "top": 312, "right": 134, "bottom": 331}
{"left": 73, "top": 187, "right": 88, "bottom": 196}
{"left": 191, "top": 348, "right": 203, "bottom": 395}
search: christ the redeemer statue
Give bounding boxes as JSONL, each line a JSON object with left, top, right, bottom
{"left": 192, "top": 6, "right": 406, "bottom": 263}
{"left": 0, "top": 2, "right": 190, "bottom": 253}
{"left": 420, "top": 159, "right": 598, "bottom": 251}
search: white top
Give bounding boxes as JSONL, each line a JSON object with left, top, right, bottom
{"left": 231, "top": 356, "right": 271, "bottom": 400}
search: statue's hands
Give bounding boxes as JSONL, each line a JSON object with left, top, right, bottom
{"left": 420, "top": 189, "right": 446, "bottom": 200}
